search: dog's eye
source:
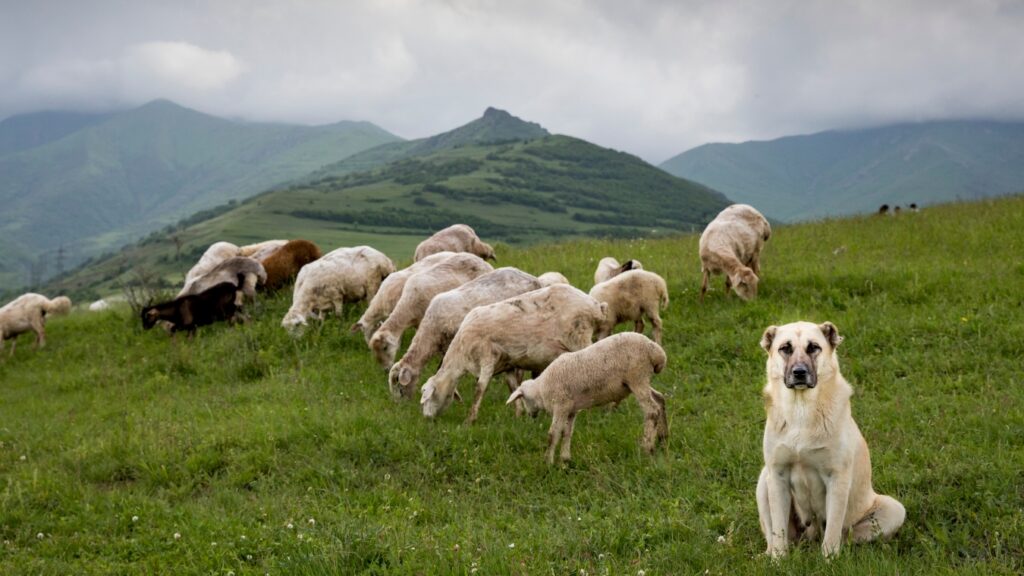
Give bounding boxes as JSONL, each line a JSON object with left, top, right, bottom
{"left": 807, "top": 342, "right": 821, "bottom": 354}
{"left": 779, "top": 343, "right": 793, "bottom": 355}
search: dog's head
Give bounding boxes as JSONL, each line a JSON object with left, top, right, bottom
{"left": 760, "top": 321, "right": 843, "bottom": 390}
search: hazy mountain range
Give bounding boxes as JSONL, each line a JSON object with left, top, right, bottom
{"left": 660, "top": 120, "right": 1024, "bottom": 221}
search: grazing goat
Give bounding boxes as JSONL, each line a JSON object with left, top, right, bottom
{"left": 141, "top": 279, "right": 241, "bottom": 336}
{"left": 259, "top": 239, "right": 322, "bottom": 290}
{"left": 699, "top": 204, "right": 771, "bottom": 301}
{"left": 414, "top": 224, "right": 496, "bottom": 262}
{"left": 1, "top": 294, "right": 72, "bottom": 355}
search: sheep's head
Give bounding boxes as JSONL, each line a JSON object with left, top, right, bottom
{"left": 350, "top": 320, "right": 377, "bottom": 345}
{"left": 506, "top": 380, "right": 542, "bottom": 418}
{"left": 730, "top": 268, "right": 759, "bottom": 301}
{"left": 420, "top": 375, "right": 455, "bottom": 419}
{"left": 370, "top": 330, "right": 400, "bottom": 370}
{"left": 477, "top": 241, "right": 497, "bottom": 262}
{"left": 281, "top": 312, "right": 308, "bottom": 337}
{"left": 389, "top": 362, "right": 420, "bottom": 400}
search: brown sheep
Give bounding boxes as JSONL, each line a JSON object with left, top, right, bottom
{"left": 259, "top": 240, "right": 322, "bottom": 290}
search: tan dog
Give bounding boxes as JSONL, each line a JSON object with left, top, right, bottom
{"left": 757, "top": 321, "right": 904, "bottom": 557}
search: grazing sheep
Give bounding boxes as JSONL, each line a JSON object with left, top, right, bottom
{"left": 589, "top": 270, "right": 669, "bottom": 345}
{"left": 370, "top": 253, "right": 493, "bottom": 369}
{"left": 178, "top": 257, "right": 266, "bottom": 307}
{"left": 420, "top": 284, "right": 608, "bottom": 424}
{"left": 239, "top": 239, "right": 288, "bottom": 261}
{"left": 909, "top": 203, "right": 919, "bottom": 212}
{"left": 536, "top": 271, "right": 571, "bottom": 287}
{"left": 878, "top": 204, "right": 890, "bottom": 215}
{"left": 89, "top": 299, "right": 111, "bottom": 312}
{"left": 350, "top": 251, "right": 459, "bottom": 344}
{"left": 184, "top": 242, "right": 241, "bottom": 287}
{"left": 593, "top": 257, "right": 643, "bottom": 286}
{"left": 507, "top": 332, "right": 668, "bottom": 464}
{"left": 259, "top": 239, "right": 322, "bottom": 290}
{"left": 389, "top": 267, "right": 542, "bottom": 399}
{"left": 893, "top": 205, "right": 902, "bottom": 215}
{"left": 0, "top": 293, "right": 72, "bottom": 355}
{"left": 282, "top": 246, "right": 396, "bottom": 335}
{"left": 699, "top": 204, "right": 771, "bottom": 302}
{"left": 414, "top": 224, "right": 496, "bottom": 262}
{"left": 142, "top": 280, "right": 241, "bottom": 337}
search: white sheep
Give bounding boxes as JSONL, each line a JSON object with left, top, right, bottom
{"left": 1, "top": 293, "right": 72, "bottom": 355}
{"left": 183, "top": 241, "right": 241, "bottom": 288}
{"left": 239, "top": 239, "right": 288, "bottom": 261}
{"left": 589, "top": 270, "right": 669, "bottom": 344}
{"left": 89, "top": 299, "right": 111, "bottom": 312}
{"left": 350, "top": 251, "right": 459, "bottom": 344}
{"left": 389, "top": 267, "right": 542, "bottom": 399}
{"left": 370, "top": 253, "right": 493, "bottom": 369}
{"left": 536, "top": 271, "right": 571, "bottom": 287}
{"left": 178, "top": 256, "right": 267, "bottom": 307}
{"left": 506, "top": 332, "right": 668, "bottom": 464}
{"left": 414, "top": 224, "right": 496, "bottom": 262}
{"left": 593, "top": 257, "right": 643, "bottom": 286}
{"left": 282, "top": 246, "right": 395, "bottom": 335}
{"left": 699, "top": 204, "right": 771, "bottom": 301}
{"left": 420, "top": 284, "right": 608, "bottom": 424}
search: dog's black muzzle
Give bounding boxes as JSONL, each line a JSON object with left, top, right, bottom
{"left": 784, "top": 363, "right": 816, "bottom": 389}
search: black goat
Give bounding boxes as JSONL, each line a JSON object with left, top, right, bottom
{"left": 141, "top": 277, "right": 242, "bottom": 336}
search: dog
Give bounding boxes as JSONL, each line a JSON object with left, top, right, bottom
{"left": 756, "top": 321, "right": 905, "bottom": 557}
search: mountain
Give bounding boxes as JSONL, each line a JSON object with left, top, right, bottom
{"left": 0, "top": 100, "right": 401, "bottom": 289}
{"left": 44, "top": 109, "right": 730, "bottom": 299}
{"left": 660, "top": 120, "right": 1024, "bottom": 221}
{"left": 306, "top": 106, "right": 549, "bottom": 178}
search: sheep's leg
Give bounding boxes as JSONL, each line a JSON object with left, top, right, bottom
{"left": 751, "top": 257, "right": 761, "bottom": 277}
{"left": 466, "top": 362, "right": 495, "bottom": 425}
{"left": 634, "top": 318, "right": 644, "bottom": 333}
{"left": 33, "top": 322, "right": 46, "bottom": 349}
{"left": 505, "top": 370, "right": 524, "bottom": 417}
{"left": 559, "top": 412, "right": 577, "bottom": 462}
{"left": 647, "top": 308, "right": 663, "bottom": 345}
{"left": 700, "top": 268, "right": 709, "bottom": 302}
{"left": 546, "top": 413, "right": 568, "bottom": 465}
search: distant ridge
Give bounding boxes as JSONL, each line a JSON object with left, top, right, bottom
{"left": 660, "top": 120, "right": 1024, "bottom": 221}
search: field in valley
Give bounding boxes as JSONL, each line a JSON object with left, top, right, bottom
{"left": 1, "top": 197, "right": 1022, "bottom": 574}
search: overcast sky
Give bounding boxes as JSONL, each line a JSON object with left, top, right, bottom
{"left": 2, "top": 0, "right": 1023, "bottom": 163}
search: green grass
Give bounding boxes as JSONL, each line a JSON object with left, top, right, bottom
{"left": 1, "top": 197, "right": 1022, "bottom": 574}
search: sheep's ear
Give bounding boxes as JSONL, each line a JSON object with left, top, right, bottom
{"left": 760, "top": 326, "right": 777, "bottom": 353}
{"left": 419, "top": 383, "right": 434, "bottom": 405}
{"left": 398, "top": 367, "right": 413, "bottom": 387}
{"left": 506, "top": 388, "right": 524, "bottom": 405}
{"left": 819, "top": 322, "right": 843, "bottom": 348}
{"left": 349, "top": 322, "right": 362, "bottom": 334}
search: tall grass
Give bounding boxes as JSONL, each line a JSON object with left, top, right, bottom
{"left": 1, "top": 197, "right": 1022, "bottom": 574}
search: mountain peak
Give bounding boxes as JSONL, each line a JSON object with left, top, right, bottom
{"left": 482, "top": 106, "right": 511, "bottom": 119}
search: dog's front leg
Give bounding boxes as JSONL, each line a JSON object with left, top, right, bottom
{"left": 822, "top": 470, "right": 853, "bottom": 557}
{"left": 766, "top": 465, "right": 792, "bottom": 557}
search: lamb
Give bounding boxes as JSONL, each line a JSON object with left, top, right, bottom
{"left": 0, "top": 293, "right": 72, "bottom": 355}
{"left": 389, "top": 267, "right": 542, "bottom": 399}
{"left": 282, "top": 246, "right": 396, "bottom": 335}
{"left": 369, "top": 253, "right": 493, "bottom": 369}
{"left": 239, "top": 239, "right": 288, "bottom": 260}
{"left": 699, "top": 204, "right": 771, "bottom": 302}
{"left": 414, "top": 224, "right": 496, "bottom": 262}
{"left": 259, "top": 239, "right": 322, "bottom": 290}
{"left": 142, "top": 279, "right": 241, "bottom": 337}
{"left": 350, "top": 251, "right": 459, "bottom": 344}
{"left": 589, "top": 270, "right": 669, "bottom": 345}
{"left": 536, "top": 271, "right": 571, "bottom": 287}
{"left": 506, "top": 332, "right": 668, "bottom": 464}
{"left": 184, "top": 242, "right": 241, "bottom": 287}
{"left": 178, "top": 257, "right": 267, "bottom": 307}
{"left": 593, "top": 257, "right": 643, "bottom": 286}
{"left": 420, "top": 284, "right": 608, "bottom": 424}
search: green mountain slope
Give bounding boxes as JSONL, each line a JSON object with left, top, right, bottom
{"left": 0, "top": 100, "right": 401, "bottom": 289}
{"left": 0, "top": 110, "right": 112, "bottom": 156}
{"left": 660, "top": 120, "right": 1024, "bottom": 221}
{"left": 45, "top": 118, "right": 730, "bottom": 299}
{"left": 307, "top": 107, "right": 549, "bottom": 179}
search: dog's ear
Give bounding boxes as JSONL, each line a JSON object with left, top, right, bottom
{"left": 760, "top": 325, "right": 777, "bottom": 353}
{"left": 819, "top": 321, "right": 843, "bottom": 348}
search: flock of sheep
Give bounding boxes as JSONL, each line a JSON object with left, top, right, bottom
{"left": 2, "top": 207, "right": 772, "bottom": 466}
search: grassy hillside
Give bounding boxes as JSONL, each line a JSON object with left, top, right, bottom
{"left": 660, "top": 120, "right": 1024, "bottom": 221}
{"left": 44, "top": 134, "right": 729, "bottom": 301}
{"left": 1, "top": 196, "right": 1021, "bottom": 574}
{"left": 0, "top": 100, "right": 401, "bottom": 289}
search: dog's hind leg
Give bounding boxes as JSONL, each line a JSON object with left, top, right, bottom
{"left": 851, "top": 494, "right": 905, "bottom": 543}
